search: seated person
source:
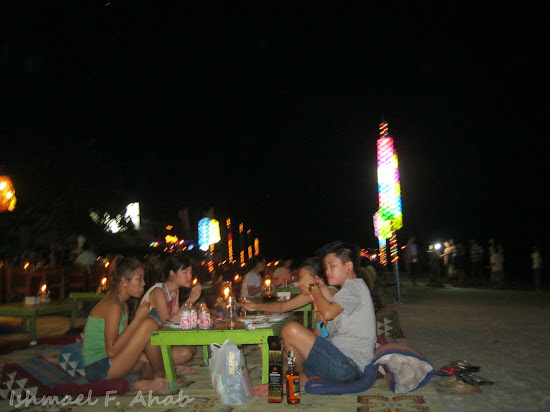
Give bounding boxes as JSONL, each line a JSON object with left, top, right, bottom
{"left": 253, "top": 241, "right": 376, "bottom": 397}
{"left": 241, "top": 257, "right": 338, "bottom": 333}
{"left": 272, "top": 258, "right": 293, "bottom": 287}
{"left": 240, "top": 255, "right": 267, "bottom": 299}
{"left": 83, "top": 256, "right": 168, "bottom": 392}
{"left": 141, "top": 254, "right": 202, "bottom": 375}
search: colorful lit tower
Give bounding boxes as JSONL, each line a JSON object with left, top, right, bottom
{"left": 374, "top": 120, "right": 403, "bottom": 300}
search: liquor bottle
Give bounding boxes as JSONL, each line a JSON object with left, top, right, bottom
{"left": 286, "top": 350, "right": 300, "bottom": 404}
{"left": 198, "top": 303, "right": 211, "bottom": 329}
{"left": 189, "top": 303, "right": 198, "bottom": 329}
{"left": 180, "top": 303, "right": 192, "bottom": 330}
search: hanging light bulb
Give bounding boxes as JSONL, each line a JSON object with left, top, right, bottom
{"left": 0, "top": 175, "right": 17, "bottom": 212}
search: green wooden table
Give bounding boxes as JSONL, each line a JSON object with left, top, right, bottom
{"left": 68, "top": 292, "right": 106, "bottom": 321}
{"left": 0, "top": 301, "right": 76, "bottom": 342}
{"left": 151, "top": 316, "right": 292, "bottom": 388}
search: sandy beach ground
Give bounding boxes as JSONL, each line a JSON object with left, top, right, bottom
{"left": 1, "top": 277, "right": 549, "bottom": 411}
{"left": 395, "top": 278, "right": 550, "bottom": 412}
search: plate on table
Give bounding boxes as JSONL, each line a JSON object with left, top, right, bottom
{"left": 241, "top": 315, "right": 268, "bottom": 321}
{"left": 266, "top": 316, "right": 287, "bottom": 323}
{"left": 250, "top": 322, "right": 273, "bottom": 329}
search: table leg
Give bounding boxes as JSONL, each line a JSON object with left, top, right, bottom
{"left": 261, "top": 342, "right": 269, "bottom": 384}
{"left": 311, "top": 309, "right": 316, "bottom": 328}
{"left": 159, "top": 345, "right": 177, "bottom": 384}
{"left": 202, "top": 345, "right": 209, "bottom": 365}
{"left": 70, "top": 303, "right": 77, "bottom": 328}
{"left": 29, "top": 315, "right": 37, "bottom": 342}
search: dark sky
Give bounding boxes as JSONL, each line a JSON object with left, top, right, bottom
{"left": 3, "top": 2, "right": 549, "bottom": 263}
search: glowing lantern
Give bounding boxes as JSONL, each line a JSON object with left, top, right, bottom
{"left": 0, "top": 175, "right": 17, "bottom": 212}
{"left": 373, "top": 121, "right": 404, "bottom": 300}
{"left": 198, "top": 218, "right": 221, "bottom": 251}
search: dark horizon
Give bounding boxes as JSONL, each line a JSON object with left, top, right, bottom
{"left": 2, "top": 3, "right": 548, "bottom": 271}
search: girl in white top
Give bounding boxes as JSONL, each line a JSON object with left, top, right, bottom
{"left": 141, "top": 254, "right": 202, "bottom": 375}
{"left": 240, "top": 255, "right": 266, "bottom": 299}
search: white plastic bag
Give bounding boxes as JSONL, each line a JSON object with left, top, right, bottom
{"left": 209, "top": 339, "right": 255, "bottom": 405}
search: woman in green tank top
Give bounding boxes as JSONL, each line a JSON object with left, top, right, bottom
{"left": 83, "top": 256, "right": 168, "bottom": 393}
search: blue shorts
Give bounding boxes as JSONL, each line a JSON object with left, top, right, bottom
{"left": 302, "top": 336, "right": 364, "bottom": 383}
{"left": 85, "top": 357, "right": 136, "bottom": 387}
{"left": 85, "top": 357, "right": 111, "bottom": 382}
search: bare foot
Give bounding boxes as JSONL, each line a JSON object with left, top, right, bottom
{"left": 176, "top": 365, "right": 196, "bottom": 375}
{"left": 134, "top": 377, "right": 168, "bottom": 392}
{"left": 252, "top": 384, "right": 269, "bottom": 398}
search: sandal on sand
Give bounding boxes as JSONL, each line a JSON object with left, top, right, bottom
{"left": 434, "top": 366, "right": 459, "bottom": 376}
{"left": 457, "top": 374, "right": 494, "bottom": 386}
{"left": 436, "top": 376, "right": 481, "bottom": 394}
{"left": 449, "top": 360, "right": 481, "bottom": 373}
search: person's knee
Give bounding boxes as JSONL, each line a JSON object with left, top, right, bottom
{"left": 139, "top": 317, "right": 160, "bottom": 333}
{"left": 281, "top": 321, "right": 303, "bottom": 342}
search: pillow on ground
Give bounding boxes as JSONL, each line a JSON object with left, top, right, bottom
{"left": 58, "top": 342, "right": 86, "bottom": 378}
{"left": 375, "top": 308, "right": 405, "bottom": 338}
{"left": 304, "top": 362, "right": 377, "bottom": 395}
{"left": 374, "top": 342, "right": 434, "bottom": 394}
{"left": 0, "top": 355, "right": 70, "bottom": 400}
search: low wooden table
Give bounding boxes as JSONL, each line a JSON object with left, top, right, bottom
{"left": 0, "top": 301, "right": 76, "bottom": 342}
{"left": 68, "top": 292, "right": 107, "bottom": 322}
{"left": 151, "top": 316, "right": 292, "bottom": 388}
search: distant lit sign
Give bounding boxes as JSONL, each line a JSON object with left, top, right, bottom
{"left": 198, "top": 217, "right": 221, "bottom": 251}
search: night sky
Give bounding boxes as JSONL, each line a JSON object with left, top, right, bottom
{"left": 3, "top": 2, "right": 549, "bottom": 269}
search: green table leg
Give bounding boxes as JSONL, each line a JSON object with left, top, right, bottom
{"left": 311, "top": 309, "right": 316, "bottom": 328}
{"left": 159, "top": 345, "right": 177, "bottom": 383}
{"left": 70, "top": 303, "right": 77, "bottom": 328}
{"left": 202, "top": 345, "right": 209, "bottom": 365}
{"left": 261, "top": 341, "right": 269, "bottom": 383}
{"left": 30, "top": 316, "right": 37, "bottom": 342}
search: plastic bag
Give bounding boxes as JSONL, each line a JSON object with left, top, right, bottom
{"left": 209, "top": 339, "right": 255, "bottom": 405}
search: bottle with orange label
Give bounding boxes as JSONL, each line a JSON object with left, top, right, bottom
{"left": 286, "top": 350, "right": 300, "bottom": 404}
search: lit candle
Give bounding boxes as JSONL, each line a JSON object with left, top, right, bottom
{"left": 192, "top": 278, "right": 198, "bottom": 286}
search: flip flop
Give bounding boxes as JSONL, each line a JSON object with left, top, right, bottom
{"left": 457, "top": 374, "right": 494, "bottom": 386}
{"left": 434, "top": 366, "right": 459, "bottom": 376}
{"left": 449, "top": 360, "right": 481, "bottom": 373}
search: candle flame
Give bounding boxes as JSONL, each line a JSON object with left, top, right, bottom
{"left": 104, "top": 261, "right": 110, "bottom": 268}
{"left": 192, "top": 278, "right": 198, "bottom": 285}
{"left": 40, "top": 284, "right": 47, "bottom": 293}
{"left": 223, "top": 287, "right": 230, "bottom": 298}
{"left": 101, "top": 277, "right": 107, "bottom": 286}
{"left": 234, "top": 274, "right": 240, "bottom": 281}
{"left": 265, "top": 279, "right": 271, "bottom": 287}
{"left": 23, "top": 262, "right": 30, "bottom": 270}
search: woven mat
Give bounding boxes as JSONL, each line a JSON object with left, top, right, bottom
{"left": 0, "top": 344, "right": 446, "bottom": 412}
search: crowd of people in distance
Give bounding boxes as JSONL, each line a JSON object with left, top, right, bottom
{"left": 403, "top": 236, "right": 543, "bottom": 291}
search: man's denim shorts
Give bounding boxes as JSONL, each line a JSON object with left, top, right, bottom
{"left": 302, "top": 336, "right": 364, "bottom": 383}
{"left": 85, "top": 357, "right": 111, "bottom": 382}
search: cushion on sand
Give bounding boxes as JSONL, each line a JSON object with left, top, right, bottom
{"left": 374, "top": 342, "right": 434, "bottom": 394}
{"left": 0, "top": 353, "right": 130, "bottom": 400}
{"left": 304, "top": 362, "right": 377, "bottom": 395}
{"left": 58, "top": 342, "right": 86, "bottom": 378}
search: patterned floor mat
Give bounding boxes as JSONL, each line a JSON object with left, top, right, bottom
{"left": 0, "top": 343, "right": 446, "bottom": 412}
